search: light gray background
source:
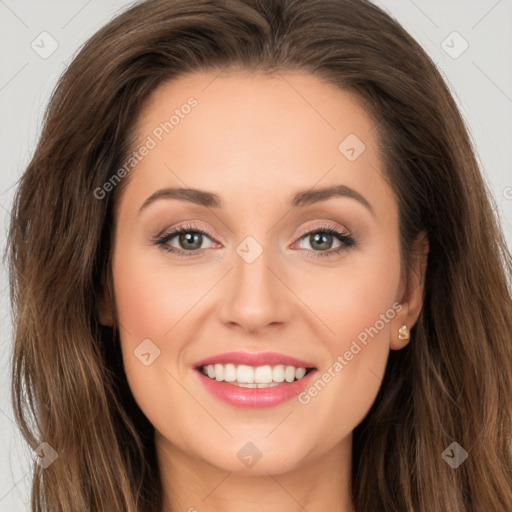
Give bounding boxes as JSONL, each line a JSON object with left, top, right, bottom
{"left": 1, "top": 1, "right": 511, "bottom": 510}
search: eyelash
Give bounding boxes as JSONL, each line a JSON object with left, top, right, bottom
{"left": 154, "top": 222, "right": 356, "bottom": 259}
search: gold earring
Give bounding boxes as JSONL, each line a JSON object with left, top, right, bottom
{"left": 398, "top": 325, "right": 410, "bottom": 341}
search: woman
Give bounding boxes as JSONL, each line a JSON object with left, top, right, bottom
{"left": 8, "top": 0, "right": 512, "bottom": 510}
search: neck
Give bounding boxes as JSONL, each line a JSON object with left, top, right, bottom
{"left": 156, "top": 431, "right": 354, "bottom": 512}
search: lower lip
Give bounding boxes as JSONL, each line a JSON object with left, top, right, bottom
{"left": 195, "top": 369, "right": 317, "bottom": 408}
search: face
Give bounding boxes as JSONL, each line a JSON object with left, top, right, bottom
{"left": 102, "top": 70, "right": 426, "bottom": 476}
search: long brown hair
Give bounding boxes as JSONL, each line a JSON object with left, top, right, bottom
{"left": 7, "top": 0, "right": 512, "bottom": 510}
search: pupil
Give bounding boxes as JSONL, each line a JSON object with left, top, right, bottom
{"left": 180, "top": 232, "right": 202, "bottom": 250}
{"left": 311, "top": 232, "right": 332, "bottom": 250}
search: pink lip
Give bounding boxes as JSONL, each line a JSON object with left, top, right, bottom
{"left": 193, "top": 351, "right": 317, "bottom": 409}
{"left": 195, "top": 369, "right": 318, "bottom": 408}
{"left": 194, "top": 351, "right": 316, "bottom": 369}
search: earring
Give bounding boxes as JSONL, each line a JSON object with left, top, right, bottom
{"left": 398, "top": 324, "right": 410, "bottom": 341}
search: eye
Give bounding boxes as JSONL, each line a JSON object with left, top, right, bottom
{"left": 153, "top": 222, "right": 356, "bottom": 259}
{"left": 293, "top": 224, "right": 356, "bottom": 259}
{"left": 154, "top": 223, "right": 218, "bottom": 256}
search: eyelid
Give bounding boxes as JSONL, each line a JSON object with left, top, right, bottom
{"left": 155, "top": 221, "right": 350, "bottom": 244}
{"left": 294, "top": 221, "right": 352, "bottom": 241}
{"left": 156, "top": 221, "right": 217, "bottom": 240}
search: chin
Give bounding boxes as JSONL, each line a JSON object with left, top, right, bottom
{"left": 190, "top": 437, "right": 311, "bottom": 475}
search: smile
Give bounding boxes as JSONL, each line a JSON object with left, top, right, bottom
{"left": 194, "top": 351, "right": 318, "bottom": 408}
{"left": 200, "top": 363, "right": 314, "bottom": 387}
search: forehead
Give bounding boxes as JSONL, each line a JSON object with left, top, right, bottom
{"left": 117, "top": 70, "right": 393, "bottom": 220}
{"left": 137, "top": 70, "right": 375, "bottom": 160}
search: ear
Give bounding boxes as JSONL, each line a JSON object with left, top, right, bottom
{"left": 97, "top": 271, "right": 115, "bottom": 327}
{"left": 391, "top": 231, "right": 429, "bottom": 350}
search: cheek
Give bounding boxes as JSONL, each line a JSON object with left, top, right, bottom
{"left": 297, "top": 240, "right": 401, "bottom": 354}
{"left": 111, "top": 247, "right": 182, "bottom": 393}
{"left": 293, "top": 246, "right": 401, "bottom": 433}
{"left": 110, "top": 244, "right": 219, "bottom": 414}
{"left": 111, "top": 249, "right": 195, "bottom": 439}
{"left": 112, "top": 246, "right": 198, "bottom": 346}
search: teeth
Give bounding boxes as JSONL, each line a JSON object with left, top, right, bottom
{"left": 214, "top": 363, "right": 224, "bottom": 381}
{"left": 237, "top": 364, "right": 254, "bottom": 383}
{"left": 284, "top": 365, "right": 295, "bottom": 382}
{"left": 295, "top": 367, "right": 307, "bottom": 380}
{"left": 201, "top": 363, "right": 310, "bottom": 385}
{"left": 224, "top": 363, "right": 236, "bottom": 382}
{"left": 254, "top": 365, "right": 273, "bottom": 383}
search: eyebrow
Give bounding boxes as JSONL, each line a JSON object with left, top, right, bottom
{"left": 139, "top": 184, "right": 374, "bottom": 216}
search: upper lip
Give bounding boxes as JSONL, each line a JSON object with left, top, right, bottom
{"left": 194, "top": 351, "right": 316, "bottom": 369}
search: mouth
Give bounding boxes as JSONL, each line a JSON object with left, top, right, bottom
{"left": 193, "top": 351, "right": 318, "bottom": 408}
{"left": 198, "top": 363, "right": 316, "bottom": 388}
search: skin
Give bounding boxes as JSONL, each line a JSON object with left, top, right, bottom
{"left": 100, "top": 70, "right": 428, "bottom": 512}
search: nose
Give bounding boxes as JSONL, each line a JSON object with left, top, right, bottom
{"left": 218, "top": 243, "right": 293, "bottom": 335}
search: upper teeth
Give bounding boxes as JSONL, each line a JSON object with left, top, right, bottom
{"left": 201, "top": 363, "right": 308, "bottom": 385}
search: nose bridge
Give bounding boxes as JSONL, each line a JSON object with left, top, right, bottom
{"left": 219, "top": 234, "right": 290, "bottom": 332}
